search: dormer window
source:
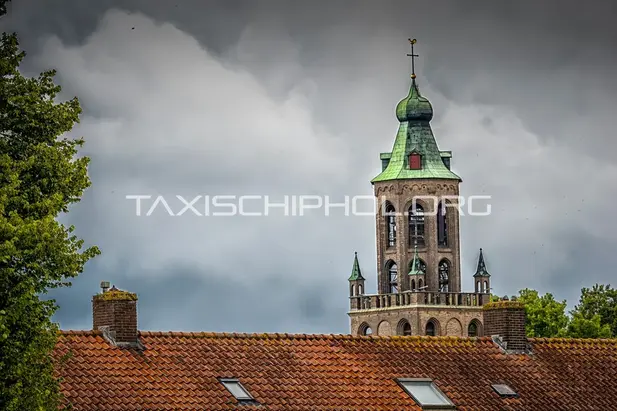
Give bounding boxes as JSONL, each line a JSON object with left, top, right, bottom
{"left": 409, "top": 153, "right": 422, "bottom": 170}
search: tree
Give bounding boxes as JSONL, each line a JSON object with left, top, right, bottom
{"left": 511, "top": 286, "right": 616, "bottom": 339}
{"left": 516, "top": 288, "right": 569, "bottom": 338}
{"left": 566, "top": 312, "right": 612, "bottom": 339}
{"left": 570, "top": 284, "right": 617, "bottom": 337}
{"left": 0, "top": 1, "right": 100, "bottom": 409}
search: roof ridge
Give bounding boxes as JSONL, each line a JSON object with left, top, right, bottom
{"left": 528, "top": 337, "right": 617, "bottom": 344}
{"left": 132, "top": 331, "right": 495, "bottom": 342}
{"left": 58, "top": 330, "right": 617, "bottom": 346}
{"left": 57, "top": 329, "right": 499, "bottom": 341}
{"left": 59, "top": 330, "right": 103, "bottom": 336}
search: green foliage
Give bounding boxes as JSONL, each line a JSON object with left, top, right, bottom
{"left": 0, "top": 3, "right": 100, "bottom": 409}
{"left": 516, "top": 288, "right": 569, "bottom": 338}
{"left": 566, "top": 312, "right": 612, "bottom": 339}
{"left": 570, "top": 284, "right": 617, "bottom": 337}
{"left": 510, "top": 286, "right": 616, "bottom": 339}
{"left": 0, "top": 1, "right": 9, "bottom": 17}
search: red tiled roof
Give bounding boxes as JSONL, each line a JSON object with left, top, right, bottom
{"left": 55, "top": 331, "right": 617, "bottom": 410}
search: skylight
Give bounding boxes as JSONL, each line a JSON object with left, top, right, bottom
{"left": 219, "top": 378, "right": 255, "bottom": 402}
{"left": 492, "top": 383, "right": 518, "bottom": 398}
{"left": 397, "top": 378, "right": 454, "bottom": 409}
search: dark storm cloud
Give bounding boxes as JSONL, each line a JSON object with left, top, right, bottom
{"left": 5, "top": 0, "right": 616, "bottom": 150}
{"left": 3, "top": 0, "right": 616, "bottom": 331}
{"left": 50, "top": 263, "right": 348, "bottom": 333}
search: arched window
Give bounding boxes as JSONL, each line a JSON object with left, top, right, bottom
{"left": 358, "top": 284, "right": 363, "bottom": 295}
{"left": 411, "top": 279, "right": 416, "bottom": 291}
{"left": 397, "top": 319, "right": 412, "bottom": 336}
{"left": 385, "top": 202, "right": 396, "bottom": 248}
{"left": 359, "top": 323, "right": 373, "bottom": 336}
{"left": 408, "top": 204, "right": 425, "bottom": 246}
{"left": 468, "top": 322, "right": 478, "bottom": 337}
{"left": 418, "top": 279, "right": 423, "bottom": 289}
{"left": 426, "top": 320, "right": 436, "bottom": 336}
{"left": 351, "top": 284, "right": 356, "bottom": 296}
{"left": 387, "top": 261, "right": 398, "bottom": 293}
{"left": 437, "top": 202, "right": 448, "bottom": 247}
{"left": 438, "top": 260, "right": 450, "bottom": 292}
{"left": 483, "top": 281, "right": 488, "bottom": 293}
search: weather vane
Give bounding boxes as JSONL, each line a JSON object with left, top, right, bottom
{"left": 407, "top": 38, "right": 418, "bottom": 80}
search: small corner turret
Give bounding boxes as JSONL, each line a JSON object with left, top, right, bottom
{"left": 473, "top": 248, "right": 492, "bottom": 305}
{"left": 348, "top": 252, "right": 365, "bottom": 309}
{"left": 473, "top": 248, "right": 491, "bottom": 295}
{"left": 408, "top": 245, "right": 426, "bottom": 291}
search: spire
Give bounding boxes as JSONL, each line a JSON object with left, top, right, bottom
{"left": 408, "top": 245, "right": 424, "bottom": 276}
{"left": 348, "top": 252, "right": 365, "bottom": 281}
{"left": 474, "top": 248, "right": 490, "bottom": 277}
{"left": 372, "top": 39, "right": 461, "bottom": 183}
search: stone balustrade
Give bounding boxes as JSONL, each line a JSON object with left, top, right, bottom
{"left": 349, "top": 291, "right": 490, "bottom": 311}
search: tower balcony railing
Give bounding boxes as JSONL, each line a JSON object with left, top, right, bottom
{"left": 349, "top": 291, "right": 490, "bottom": 311}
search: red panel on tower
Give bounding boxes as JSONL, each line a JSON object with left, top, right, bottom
{"left": 409, "top": 153, "right": 421, "bottom": 170}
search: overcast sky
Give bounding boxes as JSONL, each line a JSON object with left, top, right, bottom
{"left": 2, "top": 0, "right": 616, "bottom": 334}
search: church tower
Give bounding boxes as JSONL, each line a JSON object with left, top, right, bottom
{"left": 348, "top": 40, "right": 490, "bottom": 337}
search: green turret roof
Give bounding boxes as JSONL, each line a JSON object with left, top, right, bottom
{"left": 473, "top": 248, "right": 490, "bottom": 277}
{"left": 408, "top": 245, "right": 424, "bottom": 276}
{"left": 372, "top": 79, "right": 461, "bottom": 183}
{"left": 348, "top": 252, "right": 365, "bottom": 281}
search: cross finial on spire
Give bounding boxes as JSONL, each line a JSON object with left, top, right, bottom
{"left": 407, "top": 38, "right": 419, "bottom": 81}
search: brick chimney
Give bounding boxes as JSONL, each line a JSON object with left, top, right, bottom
{"left": 92, "top": 282, "right": 140, "bottom": 347}
{"left": 482, "top": 297, "right": 528, "bottom": 353}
